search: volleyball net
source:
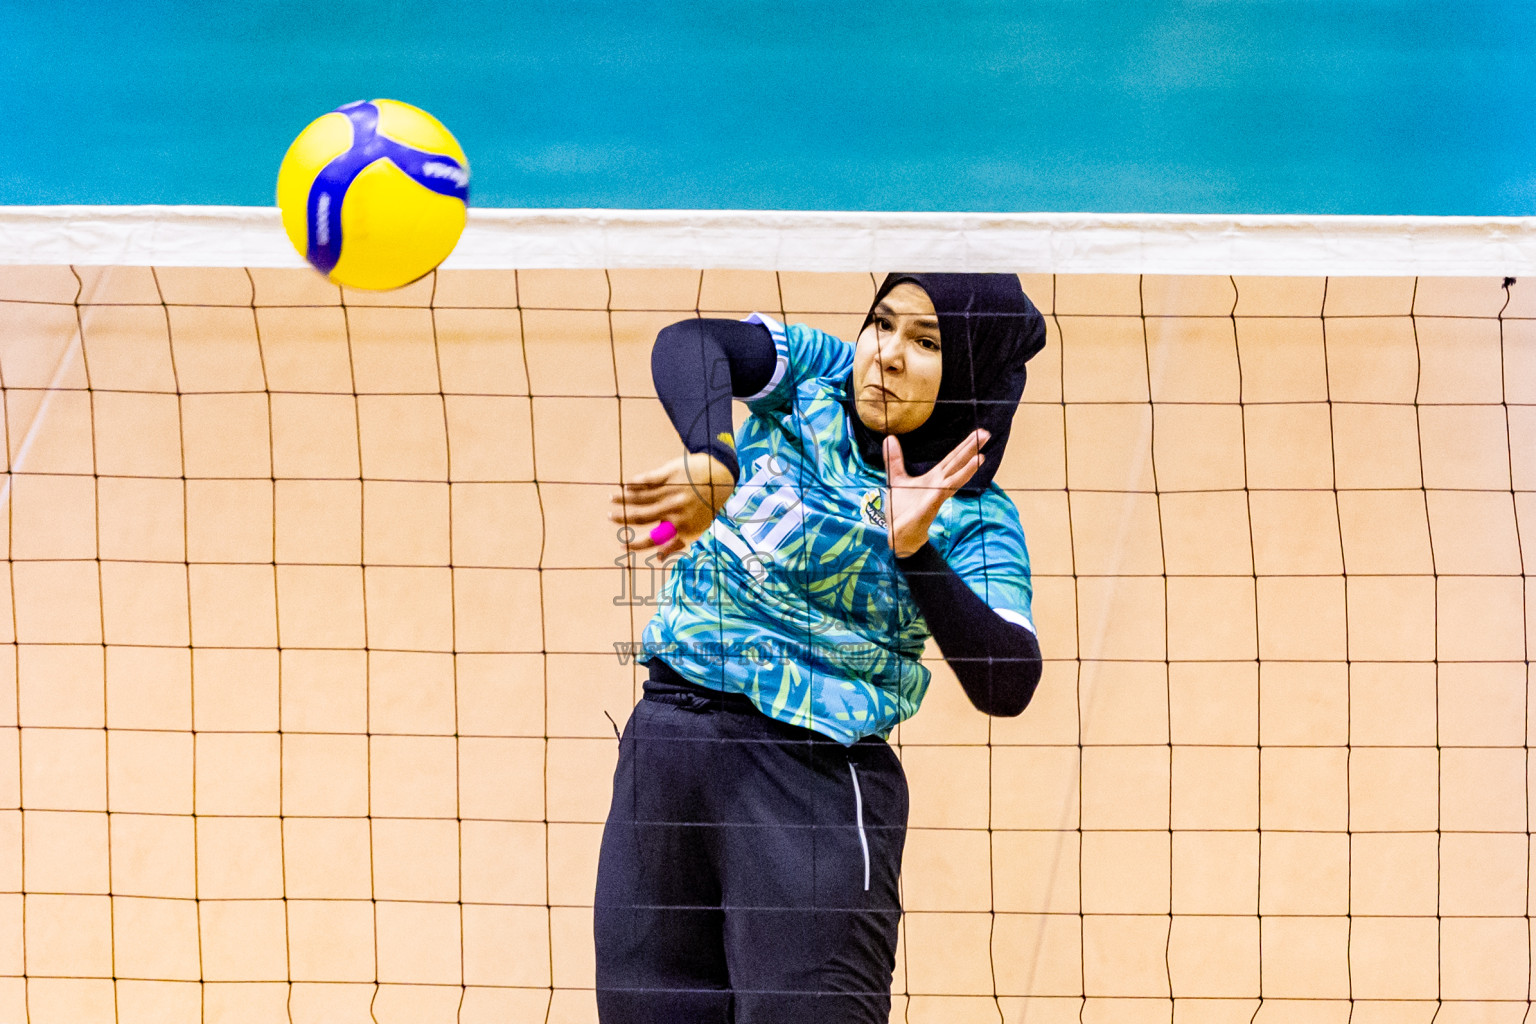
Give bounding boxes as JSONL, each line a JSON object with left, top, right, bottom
{"left": 0, "top": 209, "right": 1532, "bottom": 1024}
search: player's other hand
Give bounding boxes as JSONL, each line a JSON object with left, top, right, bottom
{"left": 883, "top": 428, "right": 989, "bottom": 558}
{"left": 608, "top": 452, "right": 736, "bottom": 559}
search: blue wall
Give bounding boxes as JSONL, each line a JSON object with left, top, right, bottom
{"left": 3, "top": 0, "right": 1532, "bottom": 213}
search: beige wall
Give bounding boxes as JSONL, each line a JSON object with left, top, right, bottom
{"left": 0, "top": 265, "right": 1531, "bottom": 1023}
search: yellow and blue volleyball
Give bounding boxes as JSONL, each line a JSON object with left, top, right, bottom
{"left": 276, "top": 99, "right": 469, "bottom": 291}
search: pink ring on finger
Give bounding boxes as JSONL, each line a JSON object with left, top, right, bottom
{"left": 649, "top": 520, "right": 677, "bottom": 545}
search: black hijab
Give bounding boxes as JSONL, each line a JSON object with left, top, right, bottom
{"left": 840, "top": 272, "right": 1047, "bottom": 497}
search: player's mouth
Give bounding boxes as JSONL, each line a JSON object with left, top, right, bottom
{"left": 861, "top": 383, "right": 903, "bottom": 403}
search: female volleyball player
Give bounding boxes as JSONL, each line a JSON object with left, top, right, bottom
{"left": 597, "top": 273, "right": 1046, "bottom": 1023}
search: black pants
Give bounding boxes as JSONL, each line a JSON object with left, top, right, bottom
{"left": 594, "top": 661, "right": 908, "bottom": 1024}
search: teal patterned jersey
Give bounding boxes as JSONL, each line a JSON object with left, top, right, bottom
{"left": 638, "top": 314, "right": 1035, "bottom": 745}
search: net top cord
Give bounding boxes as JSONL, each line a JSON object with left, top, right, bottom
{"left": 2, "top": 206, "right": 1535, "bottom": 276}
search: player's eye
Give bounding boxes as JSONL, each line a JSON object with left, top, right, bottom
{"left": 875, "top": 316, "right": 894, "bottom": 331}
{"left": 918, "top": 335, "right": 940, "bottom": 351}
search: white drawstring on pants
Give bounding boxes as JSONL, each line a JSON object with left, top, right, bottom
{"left": 848, "top": 763, "right": 870, "bottom": 892}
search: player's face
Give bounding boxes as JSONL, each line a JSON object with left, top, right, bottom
{"left": 853, "top": 282, "right": 942, "bottom": 434}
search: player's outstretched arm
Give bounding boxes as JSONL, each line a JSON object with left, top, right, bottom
{"left": 650, "top": 318, "right": 776, "bottom": 482}
{"left": 884, "top": 430, "right": 1042, "bottom": 716}
{"left": 606, "top": 319, "right": 774, "bottom": 559}
{"left": 896, "top": 543, "right": 1043, "bottom": 717}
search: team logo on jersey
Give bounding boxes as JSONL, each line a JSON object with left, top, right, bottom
{"left": 860, "top": 489, "right": 887, "bottom": 530}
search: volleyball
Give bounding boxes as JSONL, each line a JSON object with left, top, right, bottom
{"left": 276, "top": 98, "right": 470, "bottom": 290}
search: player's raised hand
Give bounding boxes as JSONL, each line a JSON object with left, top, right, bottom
{"left": 608, "top": 452, "right": 736, "bottom": 559}
{"left": 882, "top": 428, "right": 989, "bottom": 558}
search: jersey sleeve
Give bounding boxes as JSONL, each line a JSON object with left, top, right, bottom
{"left": 740, "top": 313, "right": 856, "bottom": 415}
{"left": 940, "top": 492, "right": 1036, "bottom": 634}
